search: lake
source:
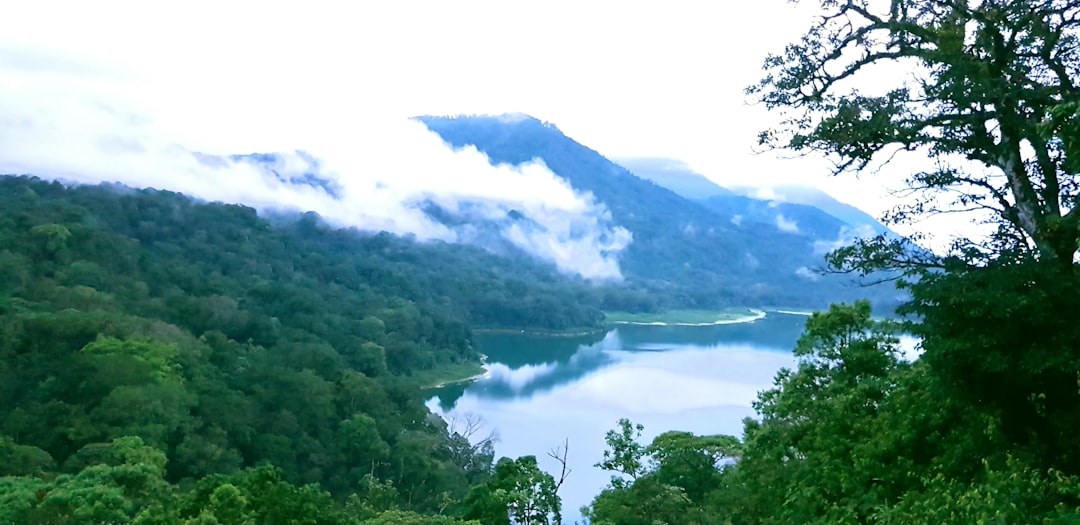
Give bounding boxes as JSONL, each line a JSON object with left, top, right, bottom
{"left": 426, "top": 312, "right": 811, "bottom": 523}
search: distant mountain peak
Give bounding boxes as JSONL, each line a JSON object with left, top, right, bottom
{"left": 729, "top": 184, "right": 893, "bottom": 237}
{"left": 615, "top": 156, "right": 732, "bottom": 200}
{"left": 417, "top": 116, "right": 903, "bottom": 310}
{"left": 414, "top": 113, "right": 561, "bottom": 133}
{"left": 494, "top": 112, "right": 535, "bottom": 123}
{"left": 619, "top": 156, "right": 893, "bottom": 239}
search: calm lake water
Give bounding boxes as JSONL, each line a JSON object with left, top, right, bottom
{"left": 426, "top": 312, "right": 810, "bottom": 523}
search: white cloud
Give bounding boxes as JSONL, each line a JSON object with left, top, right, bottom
{"left": 743, "top": 253, "right": 760, "bottom": 270}
{"left": 0, "top": 0, "right": 980, "bottom": 264}
{"left": 0, "top": 42, "right": 631, "bottom": 278}
{"left": 795, "top": 267, "right": 820, "bottom": 281}
{"left": 775, "top": 214, "right": 800, "bottom": 233}
{"left": 752, "top": 187, "right": 778, "bottom": 201}
{"left": 813, "top": 224, "right": 877, "bottom": 255}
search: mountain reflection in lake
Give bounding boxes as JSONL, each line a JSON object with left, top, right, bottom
{"left": 427, "top": 313, "right": 809, "bottom": 523}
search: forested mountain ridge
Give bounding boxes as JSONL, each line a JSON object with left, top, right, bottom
{"left": 0, "top": 175, "right": 585, "bottom": 523}
{"left": 417, "top": 114, "right": 903, "bottom": 310}
{"left": 617, "top": 156, "right": 894, "bottom": 239}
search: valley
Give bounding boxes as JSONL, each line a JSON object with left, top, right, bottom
{"left": 0, "top": 168, "right": 891, "bottom": 523}
{"left": 4, "top": 0, "right": 1079, "bottom": 521}
{"left": 4, "top": 102, "right": 1075, "bottom": 523}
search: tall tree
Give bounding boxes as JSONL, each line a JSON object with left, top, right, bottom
{"left": 750, "top": 1, "right": 1080, "bottom": 479}
{"left": 750, "top": 0, "right": 1080, "bottom": 270}
{"left": 462, "top": 456, "right": 561, "bottom": 525}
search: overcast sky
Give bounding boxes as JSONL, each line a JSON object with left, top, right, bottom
{"left": 1, "top": 0, "right": 977, "bottom": 248}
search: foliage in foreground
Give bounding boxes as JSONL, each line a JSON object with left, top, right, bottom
{"left": 585, "top": 300, "right": 1080, "bottom": 524}
{"left": 575, "top": 1, "right": 1080, "bottom": 522}
{"left": 0, "top": 436, "right": 484, "bottom": 524}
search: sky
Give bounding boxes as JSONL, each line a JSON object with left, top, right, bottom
{"left": 0, "top": 0, "right": 979, "bottom": 268}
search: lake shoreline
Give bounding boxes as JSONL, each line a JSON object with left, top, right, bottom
{"left": 470, "top": 308, "right": 815, "bottom": 337}
{"left": 605, "top": 308, "right": 767, "bottom": 326}
{"left": 472, "top": 327, "right": 608, "bottom": 337}
{"left": 417, "top": 358, "right": 489, "bottom": 390}
{"left": 423, "top": 366, "right": 489, "bottom": 389}
{"left": 429, "top": 313, "right": 810, "bottom": 525}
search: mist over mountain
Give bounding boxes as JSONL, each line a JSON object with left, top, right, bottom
{"left": 733, "top": 184, "right": 895, "bottom": 237}
{"left": 1, "top": 70, "right": 902, "bottom": 309}
{"left": 620, "top": 156, "right": 892, "bottom": 241}
{"left": 613, "top": 157, "right": 732, "bottom": 200}
{"left": 418, "top": 115, "right": 902, "bottom": 310}
{"left": 0, "top": 76, "right": 630, "bottom": 279}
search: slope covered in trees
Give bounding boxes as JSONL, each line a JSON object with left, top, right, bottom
{"left": 0, "top": 175, "right": 584, "bottom": 523}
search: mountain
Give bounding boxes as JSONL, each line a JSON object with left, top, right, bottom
{"left": 612, "top": 157, "right": 731, "bottom": 200}
{"left": 735, "top": 184, "right": 894, "bottom": 237}
{"left": 417, "top": 115, "right": 903, "bottom": 310}
{"left": 696, "top": 193, "right": 855, "bottom": 240}
{"left": 620, "top": 156, "right": 892, "bottom": 240}
{"left": 229, "top": 151, "right": 343, "bottom": 198}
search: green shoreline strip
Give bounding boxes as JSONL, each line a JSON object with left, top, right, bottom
{"left": 603, "top": 308, "right": 766, "bottom": 326}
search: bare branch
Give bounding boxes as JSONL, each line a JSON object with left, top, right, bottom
{"left": 547, "top": 438, "right": 572, "bottom": 495}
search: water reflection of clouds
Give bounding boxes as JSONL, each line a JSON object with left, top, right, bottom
{"left": 483, "top": 362, "right": 558, "bottom": 392}
{"left": 428, "top": 320, "right": 804, "bottom": 523}
{"left": 427, "top": 341, "right": 796, "bottom": 524}
{"left": 559, "top": 366, "right": 763, "bottom": 414}
{"left": 579, "top": 349, "right": 789, "bottom": 409}
{"left": 454, "top": 331, "right": 622, "bottom": 400}
{"left": 442, "top": 338, "right": 797, "bottom": 414}
{"left": 632, "top": 342, "right": 680, "bottom": 351}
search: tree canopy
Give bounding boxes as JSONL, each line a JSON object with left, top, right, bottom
{"left": 0, "top": 175, "right": 588, "bottom": 524}
{"left": 751, "top": 0, "right": 1080, "bottom": 269}
{"left": 581, "top": 3, "right": 1080, "bottom": 523}
{"left": 583, "top": 303, "right": 1080, "bottom": 524}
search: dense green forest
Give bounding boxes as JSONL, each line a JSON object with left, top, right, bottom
{"left": 0, "top": 176, "right": 580, "bottom": 524}
{"left": 5, "top": 170, "right": 1078, "bottom": 524}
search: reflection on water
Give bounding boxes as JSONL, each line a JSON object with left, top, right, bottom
{"left": 430, "top": 331, "right": 617, "bottom": 411}
{"left": 427, "top": 313, "right": 808, "bottom": 523}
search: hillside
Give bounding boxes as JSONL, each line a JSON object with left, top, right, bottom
{"left": 0, "top": 175, "right": 624, "bottom": 518}
{"left": 417, "top": 115, "right": 903, "bottom": 310}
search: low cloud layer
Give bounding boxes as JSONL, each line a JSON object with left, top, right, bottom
{"left": 813, "top": 224, "right": 877, "bottom": 255}
{"left": 775, "top": 214, "right": 800, "bottom": 233}
{"left": 0, "top": 44, "right": 630, "bottom": 279}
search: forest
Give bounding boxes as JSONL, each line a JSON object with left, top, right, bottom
{"left": 4, "top": 170, "right": 1079, "bottom": 524}
{"left": 0, "top": 176, "right": 589, "bottom": 524}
